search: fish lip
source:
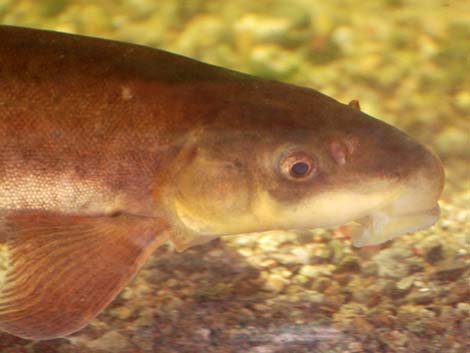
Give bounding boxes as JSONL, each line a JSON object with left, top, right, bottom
{"left": 356, "top": 203, "right": 440, "bottom": 224}
{"left": 350, "top": 203, "right": 441, "bottom": 247}
{"left": 396, "top": 203, "right": 440, "bottom": 218}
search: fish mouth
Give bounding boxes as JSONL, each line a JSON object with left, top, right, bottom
{"left": 350, "top": 204, "right": 440, "bottom": 247}
{"left": 350, "top": 147, "right": 444, "bottom": 247}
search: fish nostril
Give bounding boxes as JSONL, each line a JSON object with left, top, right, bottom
{"left": 330, "top": 141, "right": 347, "bottom": 165}
{"left": 330, "top": 138, "right": 357, "bottom": 165}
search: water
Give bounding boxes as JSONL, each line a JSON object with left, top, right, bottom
{"left": 0, "top": 1, "right": 468, "bottom": 352}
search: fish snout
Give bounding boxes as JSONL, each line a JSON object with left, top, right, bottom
{"left": 353, "top": 117, "right": 444, "bottom": 209}
{"left": 389, "top": 144, "right": 445, "bottom": 216}
{"left": 349, "top": 122, "right": 445, "bottom": 247}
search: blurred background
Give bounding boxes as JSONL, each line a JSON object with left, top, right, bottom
{"left": 0, "top": 1, "right": 468, "bottom": 352}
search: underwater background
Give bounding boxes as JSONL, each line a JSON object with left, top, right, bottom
{"left": 0, "top": 0, "right": 468, "bottom": 352}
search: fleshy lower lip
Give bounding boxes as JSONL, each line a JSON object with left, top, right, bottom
{"left": 350, "top": 204, "right": 440, "bottom": 247}
{"left": 356, "top": 204, "right": 440, "bottom": 223}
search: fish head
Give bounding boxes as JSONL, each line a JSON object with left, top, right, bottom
{"left": 166, "top": 80, "right": 444, "bottom": 249}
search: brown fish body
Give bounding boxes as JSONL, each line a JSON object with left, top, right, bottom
{"left": 0, "top": 26, "right": 444, "bottom": 340}
{"left": 0, "top": 26, "right": 356, "bottom": 218}
{"left": 0, "top": 26, "right": 236, "bottom": 218}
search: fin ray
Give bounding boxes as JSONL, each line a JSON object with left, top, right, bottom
{"left": 0, "top": 211, "right": 168, "bottom": 340}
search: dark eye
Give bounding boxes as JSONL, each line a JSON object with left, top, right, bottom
{"left": 280, "top": 152, "right": 316, "bottom": 181}
{"left": 291, "top": 162, "right": 310, "bottom": 176}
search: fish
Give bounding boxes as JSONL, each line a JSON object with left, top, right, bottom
{"left": 0, "top": 25, "right": 444, "bottom": 340}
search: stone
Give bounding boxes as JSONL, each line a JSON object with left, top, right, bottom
{"left": 85, "top": 332, "right": 131, "bottom": 353}
{"left": 336, "top": 255, "right": 361, "bottom": 273}
{"left": 361, "top": 261, "right": 379, "bottom": 276}
{"left": 416, "top": 235, "right": 443, "bottom": 263}
{"left": 396, "top": 275, "right": 415, "bottom": 292}
{"left": 397, "top": 305, "right": 436, "bottom": 334}
{"left": 333, "top": 303, "right": 368, "bottom": 325}
{"left": 373, "top": 247, "right": 418, "bottom": 278}
{"left": 407, "top": 289, "right": 437, "bottom": 305}
{"left": 264, "top": 274, "right": 288, "bottom": 292}
{"left": 299, "top": 264, "right": 335, "bottom": 278}
{"left": 432, "top": 261, "right": 467, "bottom": 281}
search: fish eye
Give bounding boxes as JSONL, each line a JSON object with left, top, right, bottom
{"left": 291, "top": 161, "right": 310, "bottom": 176}
{"left": 280, "top": 151, "right": 316, "bottom": 181}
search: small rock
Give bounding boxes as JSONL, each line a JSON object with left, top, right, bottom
{"left": 424, "top": 244, "right": 443, "bottom": 263}
{"left": 85, "top": 331, "right": 130, "bottom": 353}
{"left": 290, "top": 247, "right": 311, "bottom": 264}
{"left": 329, "top": 239, "right": 345, "bottom": 263}
{"left": 253, "top": 303, "right": 272, "bottom": 312}
{"left": 292, "top": 274, "right": 310, "bottom": 285}
{"left": 397, "top": 305, "right": 436, "bottom": 334}
{"left": 333, "top": 303, "right": 368, "bottom": 325}
{"left": 308, "top": 244, "right": 333, "bottom": 264}
{"left": 348, "top": 341, "right": 365, "bottom": 352}
{"left": 195, "top": 328, "right": 212, "bottom": 341}
{"left": 383, "top": 280, "right": 407, "bottom": 299}
{"left": 396, "top": 275, "right": 415, "bottom": 292}
{"left": 373, "top": 247, "right": 413, "bottom": 278}
{"left": 407, "top": 289, "right": 437, "bottom": 305}
{"left": 310, "top": 277, "right": 330, "bottom": 292}
{"left": 416, "top": 235, "right": 443, "bottom": 263}
{"left": 304, "top": 290, "right": 326, "bottom": 304}
{"left": 257, "top": 231, "right": 298, "bottom": 251}
{"left": 109, "top": 306, "right": 133, "bottom": 320}
{"left": 299, "top": 264, "right": 335, "bottom": 278}
{"left": 378, "top": 330, "right": 409, "bottom": 351}
{"left": 361, "top": 261, "right": 379, "bottom": 276}
{"left": 264, "top": 274, "right": 288, "bottom": 292}
{"left": 336, "top": 255, "right": 361, "bottom": 273}
{"left": 456, "top": 302, "right": 470, "bottom": 315}
{"left": 272, "top": 253, "right": 303, "bottom": 265}
{"left": 432, "top": 261, "right": 467, "bottom": 281}
{"left": 259, "top": 258, "right": 279, "bottom": 269}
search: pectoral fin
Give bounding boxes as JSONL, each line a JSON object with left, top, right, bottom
{"left": 0, "top": 211, "right": 169, "bottom": 340}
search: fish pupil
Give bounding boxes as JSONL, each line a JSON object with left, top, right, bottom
{"left": 291, "top": 162, "right": 310, "bottom": 176}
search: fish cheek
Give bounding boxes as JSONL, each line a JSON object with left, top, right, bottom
{"left": 266, "top": 179, "right": 316, "bottom": 207}
{"left": 174, "top": 150, "right": 252, "bottom": 224}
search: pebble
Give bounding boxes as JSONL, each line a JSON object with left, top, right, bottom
{"left": 333, "top": 303, "right": 368, "bottom": 324}
{"left": 407, "top": 290, "right": 437, "bottom": 305}
{"left": 290, "top": 247, "right": 311, "bottom": 264}
{"left": 299, "top": 264, "right": 335, "bottom": 278}
{"left": 336, "top": 255, "right": 361, "bottom": 273}
{"left": 361, "top": 261, "right": 379, "bottom": 276}
{"left": 397, "top": 305, "right": 436, "bottom": 334}
{"left": 84, "top": 332, "right": 131, "bottom": 353}
{"left": 373, "top": 247, "right": 414, "bottom": 278}
{"left": 396, "top": 275, "right": 415, "bottom": 292}
{"left": 432, "top": 261, "right": 467, "bottom": 281}
{"left": 416, "top": 235, "right": 444, "bottom": 263}
{"left": 109, "top": 306, "right": 133, "bottom": 320}
{"left": 264, "top": 274, "right": 288, "bottom": 292}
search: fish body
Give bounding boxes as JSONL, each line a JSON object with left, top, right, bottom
{"left": 0, "top": 26, "right": 444, "bottom": 340}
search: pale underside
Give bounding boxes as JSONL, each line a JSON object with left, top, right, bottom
{"left": 0, "top": 170, "right": 123, "bottom": 214}
{"left": 174, "top": 177, "right": 441, "bottom": 249}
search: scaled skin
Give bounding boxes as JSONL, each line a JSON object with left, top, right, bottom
{"left": 0, "top": 26, "right": 444, "bottom": 340}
